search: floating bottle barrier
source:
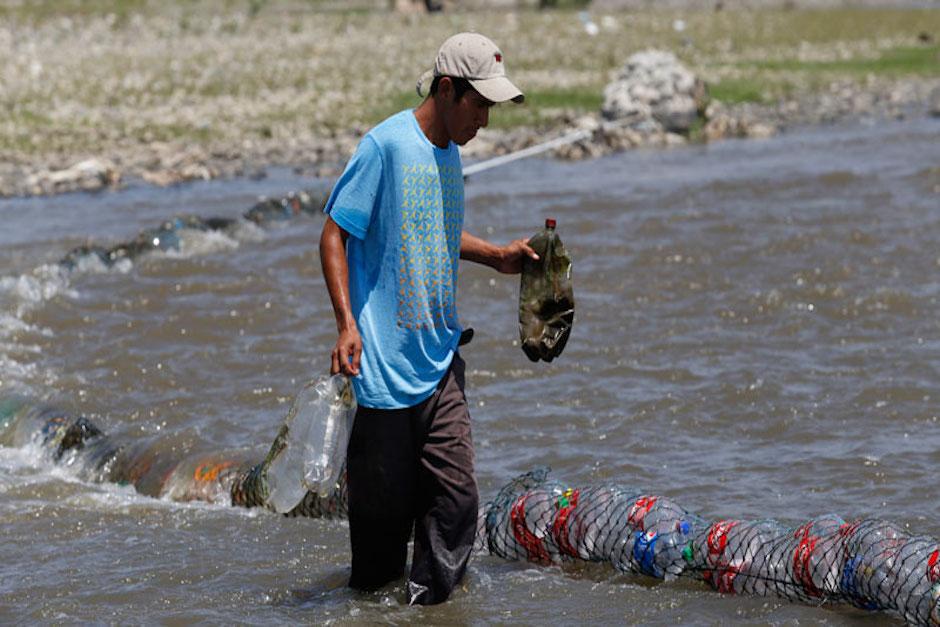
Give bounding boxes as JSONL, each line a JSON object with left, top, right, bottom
{"left": 58, "top": 190, "right": 325, "bottom": 271}
{"left": 1, "top": 396, "right": 937, "bottom": 625}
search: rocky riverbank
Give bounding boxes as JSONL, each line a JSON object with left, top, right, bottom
{"left": 12, "top": 73, "right": 938, "bottom": 198}
{"left": 2, "top": 4, "right": 938, "bottom": 197}
{"left": 466, "top": 67, "right": 940, "bottom": 164}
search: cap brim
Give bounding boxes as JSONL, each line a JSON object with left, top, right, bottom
{"left": 469, "top": 76, "right": 524, "bottom": 104}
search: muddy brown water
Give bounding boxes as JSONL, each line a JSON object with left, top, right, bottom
{"left": 1, "top": 116, "right": 938, "bottom": 623}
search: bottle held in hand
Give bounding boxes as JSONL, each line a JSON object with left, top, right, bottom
{"left": 519, "top": 219, "right": 575, "bottom": 362}
{"left": 265, "top": 375, "right": 357, "bottom": 513}
{"left": 301, "top": 376, "right": 357, "bottom": 497}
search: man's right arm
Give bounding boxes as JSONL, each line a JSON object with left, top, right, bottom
{"left": 319, "top": 216, "right": 362, "bottom": 376}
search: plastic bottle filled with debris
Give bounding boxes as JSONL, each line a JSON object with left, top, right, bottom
{"left": 519, "top": 219, "right": 575, "bottom": 362}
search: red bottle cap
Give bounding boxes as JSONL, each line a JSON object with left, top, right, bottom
{"left": 545, "top": 218, "right": 556, "bottom": 228}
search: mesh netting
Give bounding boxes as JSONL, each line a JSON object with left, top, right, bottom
{"left": 58, "top": 189, "right": 325, "bottom": 271}
{"left": 3, "top": 399, "right": 940, "bottom": 625}
{"left": 477, "top": 468, "right": 940, "bottom": 626}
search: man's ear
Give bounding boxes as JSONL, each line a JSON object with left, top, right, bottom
{"left": 437, "top": 76, "right": 454, "bottom": 101}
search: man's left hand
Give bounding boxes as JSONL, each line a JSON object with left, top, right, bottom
{"left": 494, "top": 238, "right": 539, "bottom": 274}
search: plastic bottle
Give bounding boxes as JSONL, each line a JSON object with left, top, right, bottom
{"left": 931, "top": 582, "right": 940, "bottom": 625}
{"left": 843, "top": 519, "right": 908, "bottom": 610}
{"left": 885, "top": 537, "right": 936, "bottom": 624}
{"left": 265, "top": 375, "right": 356, "bottom": 513}
{"left": 301, "top": 376, "right": 357, "bottom": 497}
{"left": 483, "top": 476, "right": 566, "bottom": 562}
{"left": 570, "top": 485, "right": 626, "bottom": 563}
{"left": 509, "top": 487, "right": 562, "bottom": 563}
{"left": 518, "top": 218, "right": 575, "bottom": 362}
{"left": 790, "top": 515, "right": 846, "bottom": 598}
{"left": 620, "top": 494, "right": 701, "bottom": 580}
{"left": 735, "top": 520, "right": 790, "bottom": 597}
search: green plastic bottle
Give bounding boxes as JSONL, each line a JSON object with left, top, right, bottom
{"left": 518, "top": 219, "right": 575, "bottom": 362}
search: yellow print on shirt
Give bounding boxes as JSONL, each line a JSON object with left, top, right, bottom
{"left": 397, "top": 162, "right": 462, "bottom": 331}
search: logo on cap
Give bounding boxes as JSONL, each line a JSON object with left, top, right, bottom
{"left": 495, "top": 53, "right": 502, "bottom": 63}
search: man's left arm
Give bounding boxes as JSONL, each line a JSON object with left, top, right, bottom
{"left": 460, "top": 231, "right": 539, "bottom": 274}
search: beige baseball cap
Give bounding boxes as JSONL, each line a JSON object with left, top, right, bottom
{"left": 416, "top": 32, "right": 524, "bottom": 104}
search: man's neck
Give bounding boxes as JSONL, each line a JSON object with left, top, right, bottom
{"left": 414, "top": 98, "right": 450, "bottom": 149}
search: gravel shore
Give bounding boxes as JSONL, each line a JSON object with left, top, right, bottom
{"left": 2, "top": 3, "right": 938, "bottom": 197}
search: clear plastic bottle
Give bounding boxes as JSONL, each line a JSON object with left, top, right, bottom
{"left": 931, "top": 582, "right": 940, "bottom": 625}
{"left": 843, "top": 519, "right": 908, "bottom": 610}
{"left": 265, "top": 375, "right": 356, "bottom": 513}
{"left": 790, "top": 514, "right": 846, "bottom": 598}
{"left": 482, "top": 476, "right": 567, "bottom": 562}
{"left": 571, "top": 486, "right": 625, "bottom": 562}
{"left": 301, "top": 376, "right": 357, "bottom": 497}
{"left": 887, "top": 537, "right": 937, "bottom": 624}
{"left": 735, "top": 520, "right": 790, "bottom": 597}
{"left": 620, "top": 494, "right": 700, "bottom": 580}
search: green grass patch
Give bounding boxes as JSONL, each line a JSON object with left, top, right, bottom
{"left": 749, "top": 45, "right": 940, "bottom": 77}
{"left": 367, "top": 86, "right": 604, "bottom": 130}
{"left": 12, "top": 108, "right": 54, "bottom": 126}
{"left": 0, "top": 0, "right": 150, "bottom": 21}
{"left": 707, "top": 78, "right": 769, "bottom": 105}
{"left": 487, "top": 87, "right": 604, "bottom": 129}
{"left": 130, "top": 122, "right": 215, "bottom": 144}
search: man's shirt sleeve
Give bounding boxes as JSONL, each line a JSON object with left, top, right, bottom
{"left": 323, "top": 136, "right": 384, "bottom": 240}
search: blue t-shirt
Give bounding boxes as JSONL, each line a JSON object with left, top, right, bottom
{"left": 324, "top": 109, "right": 464, "bottom": 409}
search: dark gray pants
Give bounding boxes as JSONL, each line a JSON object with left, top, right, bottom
{"left": 346, "top": 353, "right": 478, "bottom": 605}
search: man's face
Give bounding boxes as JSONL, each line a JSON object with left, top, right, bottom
{"left": 441, "top": 81, "right": 494, "bottom": 146}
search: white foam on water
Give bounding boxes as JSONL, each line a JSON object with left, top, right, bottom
{"left": 0, "top": 440, "right": 86, "bottom": 495}
{"left": 0, "top": 439, "right": 264, "bottom": 519}
{"left": 60, "top": 472, "right": 268, "bottom": 521}
{"left": 0, "top": 263, "right": 64, "bottom": 387}
{"left": 0, "top": 237, "right": 124, "bottom": 389}
{"left": 0, "top": 314, "right": 52, "bottom": 341}
{"left": 0, "top": 263, "right": 74, "bottom": 317}
{"left": 176, "top": 228, "right": 241, "bottom": 258}
{"left": 0, "top": 442, "right": 48, "bottom": 482}
{"left": 229, "top": 219, "right": 267, "bottom": 243}
{"left": 0, "top": 353, "right": 41, "bottom": 385}
{"left": 70, "top": 253, "right": 112, "bottom": 274}
{"left": 0, "top": 308, "right": 55, "bottom": 392}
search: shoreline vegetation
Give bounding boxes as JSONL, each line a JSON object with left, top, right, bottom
{"left": 1, "top": 0, "right": 938, "bottom": 197}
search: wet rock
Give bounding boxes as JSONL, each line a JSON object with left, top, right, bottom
{"left": 26, "top": 158, "right": 121, "bottom": 195}
{"left": 929, "top": 87, "right": 940, "bottom": 118}
{"left": 141, "top": 147, "right": 217, "bottom": 187}
{"left": 745, "top": 122, "right": 777, "bottom": 139}
{"left": 602, "top": 50, "right": 707, "bottom": 135}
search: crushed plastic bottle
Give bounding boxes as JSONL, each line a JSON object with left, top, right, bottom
{"left": 519, "top": 219, "right": 574, "bottom": 362}
{"left": 265, "top": 375, "right": 356, "bottom": 513}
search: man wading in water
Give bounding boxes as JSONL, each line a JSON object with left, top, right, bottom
{"left": 319, "top": 32, "right": 537, "bottom": 604}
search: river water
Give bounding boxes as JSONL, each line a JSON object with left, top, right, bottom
{"left": 1, "top": 116, "right": 938, "bottom": 624}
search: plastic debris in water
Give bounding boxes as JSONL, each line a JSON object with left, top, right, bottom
{"left": 518, "top": 219, "right": 575, "bottom": 362}
{"left": 265, "top": 375, "right": 356, "bottom": 513}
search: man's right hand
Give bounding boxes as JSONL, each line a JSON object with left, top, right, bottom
{"left": 321, "top": 216, "right": 361, "bottom": 377}
{"left": 331, "top": 326, "right": 362, "bottom": 376}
